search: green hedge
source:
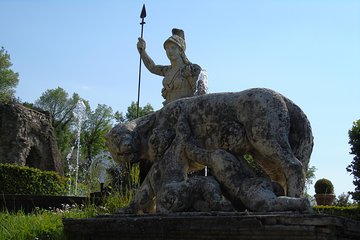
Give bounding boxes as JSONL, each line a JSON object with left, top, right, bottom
{"left": 0, "top": 164, "right": 67, "bottom": 195}
{"left": 314, "top": 205, "right": 360, "bottom": 221}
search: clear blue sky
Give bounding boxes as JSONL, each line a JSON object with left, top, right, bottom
{"left": 1, "top": 0, "right": 359, "bottom": 197}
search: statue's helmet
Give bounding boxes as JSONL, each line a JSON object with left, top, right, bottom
{"left": 164, "top": 28, "right": 186, "bottom": 52}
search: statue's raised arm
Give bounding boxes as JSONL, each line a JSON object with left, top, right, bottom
{"left": 137, "top": 37, "right": 167, "bottom": 76}
{"left": 137, "top": 28, "right": 206, "bottom": 105}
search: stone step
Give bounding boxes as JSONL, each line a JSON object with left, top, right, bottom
{"left": 63, "top": 212, "right": 360, "bottom": 240}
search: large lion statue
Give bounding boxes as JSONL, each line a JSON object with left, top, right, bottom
{"left": 106, "top": 88, "right": 313, "bottom": 213}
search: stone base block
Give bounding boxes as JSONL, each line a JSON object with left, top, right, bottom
{"left": 63, "top": 212, "right": 360, "bottom": 240}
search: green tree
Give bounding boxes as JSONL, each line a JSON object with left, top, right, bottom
{"left": 335, "top": 193, "right": 352, "bottom": 207}
{"left": 114, "top": 111, "right": 125, "bottom": 124}
{"left": 113, "top": 102, "right": 154, "bottom": 124}
{"left": 305, "top": 165, "right": 317, "bottom": 194}
{"left": 125, "top": 101, "right": 154, "bottom": 121}
{"left": 34, "top": 87, "right": 80, "bottom": 128}
{"left": 347, "top": 119, "right": 360, "bottom": 202}
{"left": 81, "top": 104, "right": 114, "bottom": 166}
{"left": 0, "top": 47, "right": 19, "bottom": 103}
{"left": 34, "top": 87, "right": 81, "bottom": 154}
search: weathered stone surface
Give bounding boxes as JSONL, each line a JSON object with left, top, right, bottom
{"left": 106, "top": 88, "right": 313, "bottom": 213}
{"left": 0, "top": 104, "right": 63, "bottom": 173}
{"left": 63, "top": 213, "right": 360, "bottom": 240}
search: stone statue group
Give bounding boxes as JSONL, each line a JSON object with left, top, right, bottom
{"left": 106, "top": 29, "right": 314, "bottom": 214}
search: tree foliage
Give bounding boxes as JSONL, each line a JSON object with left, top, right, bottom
{"left": 113, "top": 102, "right": 153, "bottom": 124}
{"left": 347, "top": 119, "right": 360, "bottom": 201}
{"left": 305, "top": 165, "right": 317, "bottom": 194}
{"left": 114, "top": 110, "right": 125, "bottom": 124}
{"left": 125, "top": 101, "right": 154, "bottom": 122}
{"left": 34, "top": 87, "right": 80, "bottom": 128}
{"left": 82, "top": 104, "right": 114, "bottom": 166}
{"left": 0, "top": 47, "right": 19, "bottom": 103}
{"left": 32, "top": 88, "right": 155, "bottom": 191}
{"left": 34, "top": 87, "right": 81, "bottom": 154}
{"left": 335, "top": 193, "right": 352, "bottom": 207}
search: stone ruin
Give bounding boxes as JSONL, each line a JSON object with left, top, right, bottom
{"left": 0, "top": 104, "right": 63, "bottom": 174}
{"left": 106, "top": 88, "right": 314, "bottom": 213}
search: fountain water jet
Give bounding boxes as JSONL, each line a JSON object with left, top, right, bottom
{"left": 66, "top": 146, "right": 75, "bottom": 195}
{"left": 88, "top": 151, "right": 116, "bottom": 192}
{"left": 195, "top": 69, "right": 208, "bottom": 95}
{"left": 73, "top": 100, "right": 86, "bottom": 195}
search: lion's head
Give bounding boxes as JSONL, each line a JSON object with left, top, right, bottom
{"left": 106, "top": 122, "right": 141, "bottom": 164}
{"left": 106, "top": 113, "right": 157, "bottom": 164}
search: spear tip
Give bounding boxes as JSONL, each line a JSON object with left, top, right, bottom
{"left": 140, "top": 4, "right": 147, "bottom": 19}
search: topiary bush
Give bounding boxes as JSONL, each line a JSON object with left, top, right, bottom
{"left": 0, "top": 164, "right": 67, "bottom": 195}
{"left": 314, "top": 178, "right": 334, "bottom": 194}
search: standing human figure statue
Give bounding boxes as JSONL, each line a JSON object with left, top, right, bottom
{"left": 137, "top": 28, "right": 207, "bottom": 105}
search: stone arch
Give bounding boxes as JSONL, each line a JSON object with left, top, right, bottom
{"left": 26, "top": 147, "right": 43, "bottom": 169}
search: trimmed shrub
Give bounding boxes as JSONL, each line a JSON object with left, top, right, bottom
{"left": 314, "top": 178, "right": 334, "bottom": 194}
{"left": 0, "top": 164, "right": 66, "bottom": 195}
{"left": 314, "top": 205, "right": 360, "bottom": 221}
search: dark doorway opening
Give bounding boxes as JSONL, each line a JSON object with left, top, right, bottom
{"left": 26, "top": 147, "right": 42, "bottom": 169}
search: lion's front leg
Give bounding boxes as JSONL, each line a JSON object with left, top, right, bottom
{"left": 130, "top": 167, "right": 157, "bottom": 214}
{"left": 285, "top": 162, "right": 305, "bottom": 198}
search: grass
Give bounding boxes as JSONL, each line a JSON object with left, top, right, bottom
{"left": 0, "top": 205, "right": 98, "bottom": 240}
{"left": 1, "top": 209, "right": 64, "bottom": 240}
{"left": 0, "top": 192, "right": 133, "bottom": 240}
{"left": 1, "top": 195, "right": 360, "bottom": 239}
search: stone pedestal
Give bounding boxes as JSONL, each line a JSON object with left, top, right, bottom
{"left": 315, "top": 193, "right": 336, "bottom": 206}
{"left": 63, "top": 212, "right": 360, "bottom": 240}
